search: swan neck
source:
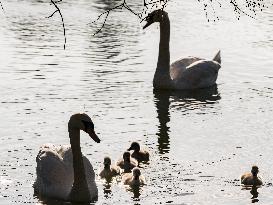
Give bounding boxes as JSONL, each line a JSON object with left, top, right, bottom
{"left": 154, "top": 14, "right": 172, "bottom": 88}
{"left": 158, "top": 14, "right": 170, "bottom": 68}
{"left": 69, "top": 129, "right": 90, "bottom": 201}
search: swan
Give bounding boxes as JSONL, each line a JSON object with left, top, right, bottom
{"left": 143, "top": 9, "right": 221, "bottom": 90}
{"left": 123, "top": 167, "right": 146, "bottom": 186}
{"left": 99, "top": 156, "right": 120, "bottom": 179}
{"left": 241, "top": 165, "right": 263, "bottom": 186}
{"left": 128, "top": 142, "right": 149, "bottom": 162}
{"left": 116, "top": 151, "right": 138, "bottom": 173}
{"left": 34, "top": 113, "right": 101, "bottom": 202}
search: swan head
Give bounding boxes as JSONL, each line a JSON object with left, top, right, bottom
{"left": 123, "top": 151, "right": 131, "bottom": 162}
{"left": 143, "top": 9, "right": 167, "bottom": 29}
{"left": 128, "top": 142, "right": 140, "bottom": 152}
{"left": 132, "top": 167, "right": 141, "bottom": 178}
{"left": 68, "top": 113, "right": 101, "bottom": 143}
{"left": 251, "top": 165, "right": 259, "bottom": 176}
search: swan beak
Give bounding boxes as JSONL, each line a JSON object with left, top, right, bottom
{"left": 88, "top": 129, "right": 101, "bottom": 143}
{"left": 143, "top": 21, "right": 152, "bottom": 29}
{"left": 127, "top": 146, "right": 133, "bottom": 151}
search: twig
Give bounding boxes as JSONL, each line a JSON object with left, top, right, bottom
{"left": 47, "top": 0, "right": 66, "bottom": 49}
{"left": 230, "top": 0, "right": 256, "bottom": 19}
{"left": 197, "top": 0, "right": 269, "bottom": 21}
{"left": 92, "top": 0, "right": 170, "bottom": 35}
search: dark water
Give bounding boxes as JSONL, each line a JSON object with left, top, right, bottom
{"left": 1, "top": 0, "right": 273, "bottom": 204}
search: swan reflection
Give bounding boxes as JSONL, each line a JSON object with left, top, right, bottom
{"left": 153, "top": 85, "right": 221, "bottom": 154}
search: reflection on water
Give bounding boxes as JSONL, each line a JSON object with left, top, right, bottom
{"left": 154, "top": 85, "right": 220, "bottom": 154}
{"left": 103, "top": 182, "right": 112, "bottom": 197}
{"left": 169, "top": 85, "right": 221, "bottom": 112}
{"left": 125, "top": 185, "right": 142, "bottom": 200}
{"left": 36, "top": 196, "right": 96, "bottom": 205}
{"left": 250, "top": 186, "right": 259, "bottom": 203}
{"left": 154, "top": 89, "right": 171, "bottom": 154}
{"left": 89, "top": 0, "right": 143, "bottom": 66}
{"left": 241, "top": 186, "right": 260, "bottom": 203}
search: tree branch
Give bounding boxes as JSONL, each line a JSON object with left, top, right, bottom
{"left": 198, "top": 0, "right": 270, "bottom": 21}
{"left": 47, "top": 0, "right": 66, "bottom": 49}
{"left": 44, "top": 0, "right": 271, "bottom": 48}
{"left": 230, "top": 0, "right": 256, "bottom": 19}
{"left": 92, "top": 0, "right": 170, "bottom": 35}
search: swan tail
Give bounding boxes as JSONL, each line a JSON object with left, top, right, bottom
{"left": 212, "top": 50, "right": 221, "bottom": 64}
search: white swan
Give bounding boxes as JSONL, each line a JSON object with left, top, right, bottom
{"left": 34, "top": 113, "right": 101, "bottom": 202}
{"left": 143, "top": 9, "right": 221, "bottom": 90}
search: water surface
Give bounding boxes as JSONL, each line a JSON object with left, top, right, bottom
{"left": 1, "top": 0, "right": 273, "bottom": 204}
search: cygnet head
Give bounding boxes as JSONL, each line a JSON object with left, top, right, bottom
{"left": 104, "top": 156, "right": 111, "bottom": 168}
{"left": 128, "top": 142, "right": 140, "bottom": 152}
{"left": 143, "top": 9, "right": 168, "bottom": 29}
{"left": 132, "top": 167, "right": 141, "bottom": 178}
{"left": 68, "top": 113, "right": 101, "bottom": 143}
{"left": 123, "top": 151, "right": 131, "bottom": 162}
{"left": 251, "top": 165, "right": 259, "bottom": 176}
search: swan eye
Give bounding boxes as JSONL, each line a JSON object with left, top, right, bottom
{"left": 81, "top": 120, "right": 94, "bottom": 132}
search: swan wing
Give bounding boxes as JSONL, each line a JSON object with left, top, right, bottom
{"left": 35, "top": 144, "right": 73, "bottom": 200}
{"left": 83, "top": 156, "right": 98, "bottom": 198}
{"left": 61, "top": 147, "right": 98, "bottom": 197}
{"left": 170, "top": 57, "right": 203, "bottom": 79}
{"left": 173, "top": 60, "right": 220, "bottom": 89}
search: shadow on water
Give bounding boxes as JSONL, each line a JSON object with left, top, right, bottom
{"left": 153, "top": 85, "right": 221, "bottom": 155}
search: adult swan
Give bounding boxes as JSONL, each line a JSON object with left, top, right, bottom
{"left": 34, "top": 113, "right": 101, "bottom": 202}
{"left": 143, "top": 9, "right": 221, "bottom": 90}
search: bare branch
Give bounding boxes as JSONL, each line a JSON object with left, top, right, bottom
{"left": 47, "top": 9, "right": 59, "bottom": 18}
{"left": 92, "top": 0, "right": 170, "bottom": 35}
{"left": 230, "top": 0, "right": 256, "bottom": 19}
{"left": 92, "top": 11, "right": 110, "bottom": 36}
{"left": 226, "top": 0, "right": 271, "bottom": 19}
{"left": 45, "top": 0, "right": 271, "bottom": 47}
{"left": 197, "top": 0, "right": 270, "bottom": 21}
{"left": 47, "top": 0, "right": 66, "bottom": 49}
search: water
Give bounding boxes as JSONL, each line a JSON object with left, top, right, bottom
{"left": 1, "top": 0, "right": 273, "bottom": 204}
